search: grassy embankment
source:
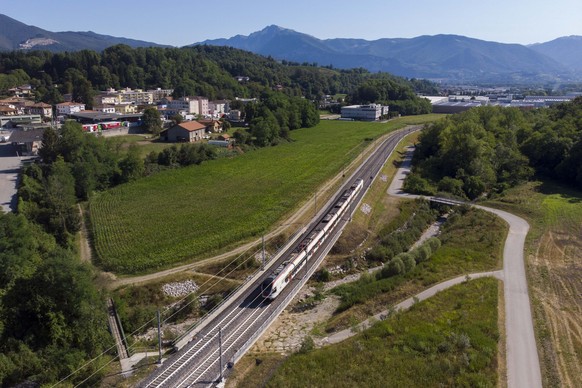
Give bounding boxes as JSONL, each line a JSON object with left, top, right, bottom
{"left": 325, "top": 204, "right": 506, "bottom": 332}
{"left": 320, "top": 131, "right": 506, "bottom": 331}
{"left": 232, "top": 278, "right": 500, "bottom": 388}
{"left": 89, "top": 115, "right": 437, "bottom": 275}
{"left": 484, "top": 181, "right": 582, "bottom": 388}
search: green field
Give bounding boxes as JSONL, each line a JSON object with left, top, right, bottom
{"left": 245, "top": 278, "right": 499, "bottom": 388}
{"left": 90, "top": 116, "right": 435, "bottom": 274}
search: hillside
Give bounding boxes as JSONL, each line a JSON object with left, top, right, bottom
{"left": 0, "top": 13, "right": 167, "bottom": 52}
{"left": 529, "top": 35, "right": 582, "bottom": 72}
{"left": 195, "top": 25, "right": 573, "bottom": 83}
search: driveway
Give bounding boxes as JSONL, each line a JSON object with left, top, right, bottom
{"left": 0, "top": 143, "right": 32, "bottom": 213}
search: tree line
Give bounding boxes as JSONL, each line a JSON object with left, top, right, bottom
{"left": 0, "top": 45, "right": 437, "bottom": 111}
{"left": 406, "top": 98, "right": 582, "bottom": 199}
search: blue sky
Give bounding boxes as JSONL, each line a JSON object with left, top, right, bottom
{"left": 3, "top": 0, "right": 582, "bottom": 47}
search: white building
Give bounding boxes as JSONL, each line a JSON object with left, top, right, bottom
{"left": 93, "top": 104, "right": 117, "bottom": 114}
{"left": 119, "top": 88, "right": 154, "bottom": 105}
{"left": 340, "top": 104, "right": 388, "bottom": 121}
{"left": 209, "top": 100, "right": 230, "bottom": 116}
{"left": 167, "top": 96, "right": 209, "bottom": 116}
{"left": 56, "top": 102, "right": 86, "bottom": 115}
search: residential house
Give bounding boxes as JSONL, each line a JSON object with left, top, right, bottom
{"left": 160, "top": 121, "right": 206, "bottom": 143}
{"left": 93, "top": 104, "right": 117, "bottom": 114}
{"left": 198, "top": 119, "right": 222, "bottom": 133}
{"left": 8, "top": 84, "right": 33, "bottom": 98}
{"left": 9, "top": 128, "right": 45, "bottom": 155}
{"left": 57, "top": 102, "right": 86, "bottom": 115}
{"left": 0, "top": 106, "right": 17, "bottom": 116}
{"left": 114, "top": 103, "right": 137, "bottom": 115}
{"left": 26, "top": 102, "right": 53, "bottom": 119}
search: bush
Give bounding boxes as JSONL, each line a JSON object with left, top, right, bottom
{"left": 399, "top": 253, "right": 416, "bottom": 272}
{"left": 403, "top": 172, "right": 435, "bottom": 196}
{"left": 299, "top": 336, "right": 315, "bottom": 354}
{"left": 316, "top": 268, "right": 331, "bottom": 282}
{"left": 427, "top": 237, "right": 441, "bottom": 252}
{"left": 366, "top": 245, "right": 393, "bottom": 262}
{"left": 414, "top": 245, "right": 432, "bottom": 263}
{"left": 381, "top": 257, "right": 404, "bottom": 278}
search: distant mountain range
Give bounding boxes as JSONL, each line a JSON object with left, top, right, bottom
{"left": 1, "top": 13, "right": 581, "bottom": 83}
{"left": 0, "top": 14, "right": 169, "bottom": 52}
{"left": 194, "top": 25, "right": 582, "bottom": 83}
{"left": 529, "top": 36, "right": 582, "bottom": 72}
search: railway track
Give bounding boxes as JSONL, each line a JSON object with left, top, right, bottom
{"left": 140, "top": 126, "right": 418, "bottom": 387}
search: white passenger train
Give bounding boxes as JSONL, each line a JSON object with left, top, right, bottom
{"left": 261, "top": 179, "right": 364, "bottom": 300}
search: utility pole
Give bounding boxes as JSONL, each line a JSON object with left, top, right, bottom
{"left": 261, "top": 235, "right": 266, "bottom": 270}
{"left": 157, "top": 310, "right": 162, "bottom": 364}
{"left": 314, "top": 192, "right": 317, "bottom": 216}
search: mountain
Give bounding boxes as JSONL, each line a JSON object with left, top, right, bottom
{"left": 194, "top": 26, "right": 573, "bottom": 83}
{"left": 529, "top": 36, "right": 582, "bottom": 72}
{"left": 0, "top": 13, "right": 168, "bottom": 52}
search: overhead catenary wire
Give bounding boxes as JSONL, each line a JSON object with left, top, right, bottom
{"left": 50, "top": 238, "right": 278, "bottom": 387}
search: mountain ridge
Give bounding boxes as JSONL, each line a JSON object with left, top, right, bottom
{"left": 0, "top": 13, "right": 169, "bottom": 52}
{"left": 1, "top": 14, "right": 581, "bottom": 83}
{"left": 194, "top": 25, "right": 578, "bottom": 82}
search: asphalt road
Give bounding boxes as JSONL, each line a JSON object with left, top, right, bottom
{"left": 389, "top": 145, "right": 542, "bottom": 388}
{"left": 0, "top": 142, "right": 29, "bottom": 213}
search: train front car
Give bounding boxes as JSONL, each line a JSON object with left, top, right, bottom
{"left": 261, "top": 276, "right": 277, "bottom": 300}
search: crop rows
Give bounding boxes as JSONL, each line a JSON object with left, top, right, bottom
{"left": 90, "top": 119, "right": 421, "bottom": 274}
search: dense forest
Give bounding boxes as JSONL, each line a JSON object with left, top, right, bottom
{"left": 0, "top": 45, "right": 435, "bottom": 114}
{"left": 0, "top": 210, "right": 112, "bottom": 386}
{"left": 405, "top": 98, "right": 582, "bottom": 199}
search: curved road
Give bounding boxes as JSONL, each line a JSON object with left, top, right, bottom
{"left": 388, "top": 145, "right": 542, "bottom": 388}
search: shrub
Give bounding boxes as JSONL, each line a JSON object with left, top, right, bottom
{"left": 403, "top": 172, "right": 435, "bottom": 196}
{"left": 399, "top": 253, "right": 416, "bottom": 272}
{"left": 414, "top": 245, "right": 432, "bottom": 263}
{"left": 299, "top": 336, "right": 315, "bottom": 353}
{"left": 316, "top": 268, "right": 331, "bottom": 282}
{"left": 427, "top": 237, "right": 441, "bottom": 252}
{"left": 381, "top": 257, "right": 404, "bottom": 278}
{"left": 366, "top": 245, "right": 392, "bottom": 262}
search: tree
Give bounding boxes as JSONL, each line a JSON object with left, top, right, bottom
{"left": 117, "top": 144, "right": 145, "bottom": 183}
{"left": 142, "top": 107, "right": 163, "bottom": 136}
{"left": 38, "top": 127, "right": 59, "bottom": 164}
{"left": 0, "top": 213, "right": 41, "bottom": 292}
{"left": 170, "top": 114, "right": 183, "bottom": 125}
{"left": 43, "top": 157, "right": 80, "bottom": 245}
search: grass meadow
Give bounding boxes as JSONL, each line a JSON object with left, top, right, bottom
{"left": 325, "top": 206, "right": 506, "bottom": 332}
{"left": 247, "top": 278, "right": 499, "bottom": 388}
{"left": 90, "top": 116, "right": 436, "bottom": 274}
